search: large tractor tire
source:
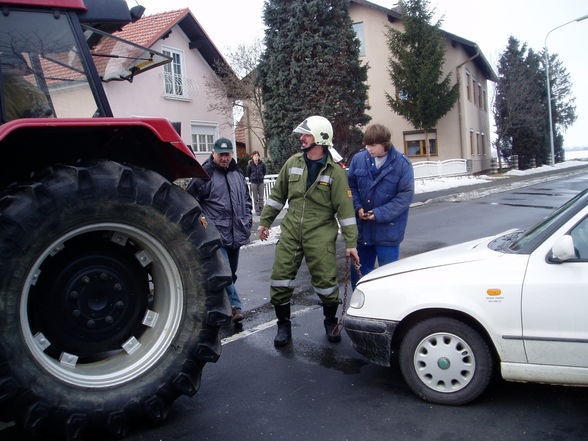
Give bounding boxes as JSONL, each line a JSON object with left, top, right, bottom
{"left": 0, "top": 161, "right": 231, "bottom": 440}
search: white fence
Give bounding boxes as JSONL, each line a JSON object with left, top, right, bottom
{"left": 247, "top": 175, "right": 279, "bottom": 203}
{"left": 412, "top": 159, "right": 468, "bottom": 179}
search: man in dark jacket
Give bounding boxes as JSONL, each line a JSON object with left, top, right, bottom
{"left": 246, "top": 151, "right": 266, "bottom": 215}
{"left": 187, "top": 138, "right": 252, "bottom": 323}
{"left": 348, "top": 124, "right": 414, "bottom": 289}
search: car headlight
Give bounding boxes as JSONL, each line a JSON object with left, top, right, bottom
{"left": 349, "top": 288, "right": 365, "bottom": 309}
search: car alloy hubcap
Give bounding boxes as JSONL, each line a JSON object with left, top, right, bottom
{"left": 413, "top": 332, "right": 476, "bottom": 393}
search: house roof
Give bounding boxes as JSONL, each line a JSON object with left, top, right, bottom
{"left": 113, "top": 8, "right": 231, "bottom": 77}
{"left": 351, "top": 0, "right": 497, "bottom": 82}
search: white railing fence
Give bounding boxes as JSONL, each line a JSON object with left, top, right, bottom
{"left": 411, "top": 159, "right": 468, "bottom": 179}
{"left": 246, "top": 175, "right": 279, "bottom": 207}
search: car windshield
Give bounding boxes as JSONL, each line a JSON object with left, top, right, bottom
{"left": 510, "top": 188, "right": 588, "bottom": 251}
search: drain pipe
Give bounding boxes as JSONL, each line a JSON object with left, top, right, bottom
{"left": 455, "top": 46, "right": 481, "bottom": 162}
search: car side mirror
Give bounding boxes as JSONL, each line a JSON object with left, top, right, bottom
{"left": 549, "top": 234, "right": 576, "bottom": 263}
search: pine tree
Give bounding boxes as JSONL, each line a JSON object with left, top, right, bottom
{"left": 494, "top": 37, "right": 576, "bottom": 168}
{"left": 494, "top": 37, "right": 541, "bottom": 166}
{"left": 385, "top": 0, "right": 458, "bottom": 160}
{"left": 257, "top": 0, "right": 370, "bottom": 168}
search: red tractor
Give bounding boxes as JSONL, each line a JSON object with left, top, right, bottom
{"left": 0, "top": 1, "right": 231, "bottom": 438}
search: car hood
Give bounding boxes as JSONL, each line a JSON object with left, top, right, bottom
{"left": 358, "top": 229, "right": 518, "bottom": 284}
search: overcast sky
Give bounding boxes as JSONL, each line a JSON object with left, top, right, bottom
{"left": 127, "top": 0, "right": 588, "bottom": 149}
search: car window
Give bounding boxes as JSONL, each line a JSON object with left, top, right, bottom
{"left": 570, "top": 216, "right": 588, "bottom": 259}
{"left": 510, "top": 189, "right": 588, "bottom": 252}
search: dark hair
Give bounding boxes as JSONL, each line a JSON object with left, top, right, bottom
{"left": 251, "top": 151, "right": 260, "bottom": 156}
{"left": 362, "top": 124, "right": 391, "bottom": 150}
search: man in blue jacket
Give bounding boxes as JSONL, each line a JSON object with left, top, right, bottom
{"left": 187, "top": 138, "right": 252, "bottom": 324}
{"left": 348, "top": 124, "right": 414, "bottom": 289}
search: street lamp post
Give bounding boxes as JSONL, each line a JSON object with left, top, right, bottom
{"left": 544, "top": 14, "right": 588, "bottom": 166}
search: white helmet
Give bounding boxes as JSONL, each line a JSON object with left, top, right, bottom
{"left": 293, "top": 115, "right": 333, "bottom": 147}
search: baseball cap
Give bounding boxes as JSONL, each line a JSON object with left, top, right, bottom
{"left": 213, "top": 138, "right": 233, "bottom": 153}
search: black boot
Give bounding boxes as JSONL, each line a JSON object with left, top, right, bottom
{"left": 274, "top": 303, "right": 292, "bottom": 347}
{"left": 322, "top": 303, "right": 341, "bottom": 343}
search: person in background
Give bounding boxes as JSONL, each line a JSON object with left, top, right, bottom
{"left": 257, "top": 115, "right": 359, "bottom": 347}
{"left": 347, "top": 123, "right": 414, "bottom": 289}
{"left": 246, "top": 150, "right": 267, "bottom": 216}
{"left": 187, "top": 138, "right": 252, "bottom": 325}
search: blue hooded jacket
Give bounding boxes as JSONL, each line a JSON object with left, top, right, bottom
{"left": 348, "top": 146, "right": 414, "bottom": 247}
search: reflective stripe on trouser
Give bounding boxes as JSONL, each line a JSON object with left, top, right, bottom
{"left": 270, "top": 231, "right": 339, "bottom": 305}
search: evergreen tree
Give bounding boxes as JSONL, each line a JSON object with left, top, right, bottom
{"left": 385, "top": 0, "right": 458, "bottom": 160}
{"left": 494, "top": 37, "right": 576, "bottom": 168}
{"left": 494, "top": 37, "right": 542, "bottom": 167}
{"left": 257, "top": 0, "right": 370, "bottom": 167}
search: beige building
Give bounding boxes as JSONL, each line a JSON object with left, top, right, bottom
{"left": 350, "top": 0, "right": 497, "bottom": 173}
{"left": 238, "top": 0, "right": 497, "bottom": 173}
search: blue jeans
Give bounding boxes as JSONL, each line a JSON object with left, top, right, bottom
{"left": 220, "top": 247, "right": 242, "bottom": 311}
{"left": 351, "top": 245, "right": 400, "bottom": 290}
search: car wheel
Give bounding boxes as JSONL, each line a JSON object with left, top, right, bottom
{"left": 399, "top": 317, "right": 493, "bottom": 405}
{"left": 0, "top": 161, "right": 231, "bottom": 438}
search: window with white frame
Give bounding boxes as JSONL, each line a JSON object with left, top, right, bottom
{"left": 191, "top": 122, "right": 218, "bottom": 153}
{"left": 162, "top": 47, "right": 186, "bottom": 98}
{"left": 352, "top": 22, "right": 366, "bottom": 56}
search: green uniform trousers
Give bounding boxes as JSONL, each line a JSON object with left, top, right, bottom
{"left": 270, "top": 220, "right": 339, "bottom": 306}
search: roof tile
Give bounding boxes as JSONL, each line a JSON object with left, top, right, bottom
{"left": 113, "top": 9, "right": 190, "bottom": 48}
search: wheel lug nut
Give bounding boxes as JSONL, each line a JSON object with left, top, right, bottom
{"left": 113, "top": 283, "right": 122, "bottom": 292}
{"left": 105, "top": 315, "right": 113, "bottom": 324}
{"left": 69, "top": 291, "right": 79, "bottom": 299}
{"left": 115, "top": 300, "right": 124, "bottom": 309}
{"left": 87, "top": 319, "right": 95, "bottom": 328}
{"left": 82, "top": 276, "right": 90, "bottom": 284}
{"left": 100, "top": 272, "right": 108, "bottom": 280}
{"left": 72, "top": 309, "right": 81, "bottom": 318}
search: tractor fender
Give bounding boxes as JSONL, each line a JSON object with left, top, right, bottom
{"left": 0, "top": 117, "right": 208, "bottom": 186}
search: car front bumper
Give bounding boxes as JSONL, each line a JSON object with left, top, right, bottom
{"left": 343, "top": 314, "right": 398, "bottom": 367}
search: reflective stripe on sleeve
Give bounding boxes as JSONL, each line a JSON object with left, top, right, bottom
{"left": 267, "top": 198, "right": 284, "bottom": 210}
{"left": 339, "top": 217, "right": 356, "bottom": 226}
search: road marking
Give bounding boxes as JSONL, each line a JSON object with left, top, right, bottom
{"left": 221, "top": 306, "right": 317, "bottom": 345}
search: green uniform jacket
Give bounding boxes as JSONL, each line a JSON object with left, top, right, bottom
{"left": 260, "top": 152, "right": 358, "bottom": 249}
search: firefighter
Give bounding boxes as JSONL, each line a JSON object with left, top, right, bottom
{"left": 257, "top": 115, "right": 359, "bottom": 347}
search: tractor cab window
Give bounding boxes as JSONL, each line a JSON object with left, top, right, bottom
{"left": 83, "top": 26, "right": 171, "bottom": 83}
{"left": 0, "top": 9, "right": 97, "bottom": 121}
{"left": 0, "top": 8, "right": 171, "bottom": 123}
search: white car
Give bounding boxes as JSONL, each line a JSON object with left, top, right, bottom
{"left": 344, "top": 188, "right": 588, "bottom": 405}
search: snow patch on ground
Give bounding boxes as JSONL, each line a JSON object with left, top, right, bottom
{"left": 243, "top": 225, "right": 281, "bottom": 249}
